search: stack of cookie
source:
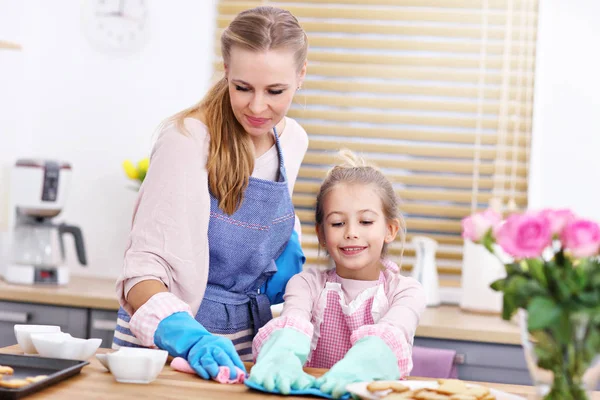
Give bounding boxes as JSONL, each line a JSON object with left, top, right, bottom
{"left": 367, "top": 379, "right": 496, "bottom": 400}
{"left": 0, "top": 365, "right": 47, "bottom": 389}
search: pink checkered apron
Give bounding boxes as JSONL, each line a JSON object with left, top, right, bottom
{"left": 305, "top": 272, "right": 384, "bottom": 369}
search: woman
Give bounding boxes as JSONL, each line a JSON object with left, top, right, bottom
{"left": 113, "top": 6, "right": 309, "bottom": 382}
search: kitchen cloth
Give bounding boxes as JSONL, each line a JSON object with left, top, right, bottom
{"left": 170, "top": 357, "right": 246, "bottom": 384}
{"left": 410, "top": 346, "right": 458, "bottom": 379}
{"left": 244, "top": 379, "right": 351, "bottom": 399}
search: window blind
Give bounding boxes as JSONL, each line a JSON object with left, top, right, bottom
{"left": 215, "top": 0, "right": 538, "bottom": 288}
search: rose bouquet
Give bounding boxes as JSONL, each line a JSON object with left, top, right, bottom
{"left": 462, "top": 208, "right": 600, "bottom": 400}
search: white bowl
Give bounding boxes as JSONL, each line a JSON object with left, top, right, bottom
{"left": 30, "top": 332, "right": 102, "bottom": 361}
{"left": 95, "top": 353, "right": 110, "bottom": 371}
{"left": 14, "top": 325, "right": 61, "bottom": 354}
{"left": 106, "top": 348, "right": 168, "bottom": 384}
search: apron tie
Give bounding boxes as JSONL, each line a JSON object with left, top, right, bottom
{"left": 247, "top": 292, "right": 273, "bottom": 336}
{"left": 204, "top": 284, "right": 273, "bottom": 336}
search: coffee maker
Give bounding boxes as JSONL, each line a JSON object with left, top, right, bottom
{"left": 3, "top": 159, "right": 87, "bottom": 285}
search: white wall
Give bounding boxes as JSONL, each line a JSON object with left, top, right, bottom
{"left": 0, "top": 1, "right": 217, "bottom": 278}
{"left": 2, "top": 0, "right": 598, "bottom": 280}
{"left": 528, "top": 0, "right": 600, "bottom": 222}
{"left": 0, "top": 1, "right": 27, "bottom": 264}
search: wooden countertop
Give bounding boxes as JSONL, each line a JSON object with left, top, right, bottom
{"left": 416, "top": 305, "right": 521, "bottom": 345}
{"left": 0, "top": 276, "right": 119, "bottom": 310}
{"left": 0, "top": 277, "right": 520, "bottom": 344}
{"left": 2, "top": 345, "right": 597, "bottom": 400}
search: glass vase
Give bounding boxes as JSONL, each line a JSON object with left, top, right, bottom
{"left": 519, "top": 310, "right": 600, "bottom": 400}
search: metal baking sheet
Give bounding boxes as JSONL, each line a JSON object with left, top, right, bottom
{"left": 0, "top": 353, "right": 89, "bottom": 399}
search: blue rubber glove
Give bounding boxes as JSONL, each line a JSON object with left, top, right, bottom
{"left": 154, "top": 312, "right": 246, "bottom": 380}
{"left": 248, "top": 328, "right": 315, "bottom": 394}
{"left": 316, "top": 336, "right": 400, "bottom": 399}
{"left": 261, "top": 230, "right": 305, "bottom": 304}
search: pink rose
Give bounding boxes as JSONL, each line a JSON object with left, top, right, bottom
{"left": 461, "top": 209, "right": 502, "bottom": 242}
{"left": 495, "top": 212, "right": 552, "bottom": 258}
{"left": 539, "top": 208, "right": 576, "bottom": 236}
{"left": 560, "top": 219, "right": 600, "bottom": 258}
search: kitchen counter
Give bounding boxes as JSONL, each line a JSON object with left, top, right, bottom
{"left": 0, "top": 277, "right": 520, "bottom": 344}
{"left": 0, "top": 276, "right": 119, "bottom": 310}
{"left": 1, "top": 345, "right": 597, "bottom": 400}
{"left": 417, "top": 305, "right": 521, "bottom": 345}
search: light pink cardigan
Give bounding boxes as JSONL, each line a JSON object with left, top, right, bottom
{"left": 116, "top": 117, "right": 309, "bottom": 316}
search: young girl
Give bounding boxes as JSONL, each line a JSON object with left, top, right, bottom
{"left": 248, "top": 150, "right": 426, "bottom": 398}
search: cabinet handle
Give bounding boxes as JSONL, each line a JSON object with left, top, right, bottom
{"left": 92, "top": 319, "right": 117, "bottom": 331}
{"left": 0, "top": 311, "right": 30, "bottom": 323}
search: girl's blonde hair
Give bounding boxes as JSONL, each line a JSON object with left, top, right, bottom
{"left": 166, "top": 6, "right": 308, "bottom": 215}
{"left": 315, "top": 149, "right": 406, "bottom": 263}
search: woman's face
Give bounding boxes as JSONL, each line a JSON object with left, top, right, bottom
{"left": 225, "top": 47, "right": 305, "bottom": 138}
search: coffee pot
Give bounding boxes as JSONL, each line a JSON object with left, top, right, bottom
{"left": 11, "top": 218, "right": 86, "bottom": 272}
{"left": 3, "top": 159, "right": 87, "bottom": 285}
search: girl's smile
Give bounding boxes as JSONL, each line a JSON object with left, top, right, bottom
{"left": 339, "top": 246, "right": 368, "bottom": 256}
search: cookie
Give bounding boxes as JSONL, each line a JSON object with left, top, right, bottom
{"left": 0, "top": 366, "right": 14, "bottom": 375}
{"left": 0, "top": 379, "right": 31, "bottom": 388}
{"left": 436, "top": 379, "right": 468, "bottom": 395}
{"left": 383, "top": 390, "right": 417, "bottom": 399}
{"left": 367, "top": 381, "right": 409, "bottom": 393}
{"left": 368, "top": 379, "right": 496, "bottom": 400}
{"left": 462, "top": 386, "right": 490, "bottom": 398}
{"left": 415, "top": 390, "right": 451, "bottom": 400}
{"left": 25, "top": 375, "right": 48, "bottom": 383}
{"left": 449, "top": 395, "right": 478, "bottom": 400}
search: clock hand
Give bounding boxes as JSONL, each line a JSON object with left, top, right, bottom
{"left": 96, "top": 11, "right": 120, "bottom": 17}
{"left": 95, "top": 12, "right": 139, "bottom": 22}
{"left": 97, "top": 0, "right": 124, "bottom": 18}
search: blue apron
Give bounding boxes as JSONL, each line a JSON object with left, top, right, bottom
{"left": 113, "top": 128, "right": 295, "bottom": 358}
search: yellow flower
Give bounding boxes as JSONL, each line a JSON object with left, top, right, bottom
{"left": 122, "top": 160, "right": 139, "bottom": 180}
{"left": 137, "top": 158, "right": 149, "bottom": 174}
{"left": 137, "top": 157, "right": 149, "bottom": 182}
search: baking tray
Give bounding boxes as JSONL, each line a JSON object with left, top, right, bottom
{"left": 0, "top": 353, "right": 89, "bottom": 399}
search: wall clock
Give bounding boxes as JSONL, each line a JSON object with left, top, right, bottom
{"left": 81, "top": 0, "right": 149, "bottom": 54}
